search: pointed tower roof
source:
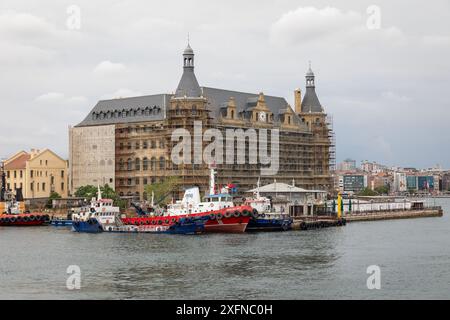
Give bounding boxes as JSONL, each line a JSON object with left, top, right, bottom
{"left": 301, "top": 63, "right": 323, "bottom": 113}
{"left": 175, "top": 44, "right": 202, "bottom": 98}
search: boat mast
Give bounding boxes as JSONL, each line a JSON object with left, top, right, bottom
{"left": 209, "top": 167, "right": 216, "bottom": 196}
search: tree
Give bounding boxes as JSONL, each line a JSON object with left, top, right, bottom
{"left": 75, "top": 184, "right": 126, "bottom": 209}
{"left": 144, "top": 176, "right": 180, "bottom": 206}
{"left": 358, "top": 188, "right": 378, "bottom": 196}
{"left": 374, "top": 185, "right": 389, "bottom": 195}
{"left": 47, "top": 191, "right": 62, "bottom": 208}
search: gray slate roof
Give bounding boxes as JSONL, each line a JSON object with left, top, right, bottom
{"left": 201, "top": 87, "right": 305, "bottom": 125}
{"left": 301, "top": 87, "right": 323, "bottom": 113}
{"left": 174, "top": 69, "right": 202, "bottom": 98}
{"left": 76, "top": 94, "right": 170, "bottom": 127}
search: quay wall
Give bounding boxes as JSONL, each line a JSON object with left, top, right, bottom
{"left": 345, "top": 208, "right": 443, "bottom": 222}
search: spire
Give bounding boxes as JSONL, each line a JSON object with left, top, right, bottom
{"left": 301, "top": 62, "right": 323, "bottom": 113}
{"left": 175, "top": 42, "right": 202, "bottom": 97}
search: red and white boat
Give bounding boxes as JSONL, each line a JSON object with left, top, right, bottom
{"left": 124, "top": 168, "right": 255, "bottom": 233}
{"left": 165, "top": 168, "right": 254, "bottom": 233}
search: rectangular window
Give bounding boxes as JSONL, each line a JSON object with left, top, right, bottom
{"left": 20, "top": 171, "right": 23, "bottom": 178}
{"left": 14, "top": 171, "right": 17, "bottom": 179}
{"left": 61, "top": 170, "right": 64, "bottom": 178}
{"left": 7, "top": 183, "right": 10, "bottom": 190}
{"left": 30, "top": 170, "right": 33, "bottom": 178}
{"left": 42, "top": 183, "right": 46, "bottom": 191}
{"left": 61, "top": 182, "right": 64, "bottom": 191}
{"left": 6, "top": 171, "right": 10, "bottom": 178}
{"left": 30, "top": 182, "right": 34, "bottom": 191}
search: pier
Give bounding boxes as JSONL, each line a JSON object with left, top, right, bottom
{"left": 344, "top": 207, "right": 443, "bottom": 222}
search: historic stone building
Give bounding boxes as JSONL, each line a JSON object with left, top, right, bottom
{"left": 69, "top": 45, "right": 334, "bottom": 200}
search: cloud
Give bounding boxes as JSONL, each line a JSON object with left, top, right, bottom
{"left": 381, "top": 91, "right": 411, "bottom": 103}
{"left": 93, "top": 61, "right": 128, "bottom": 76}
{"left": 35, "top": 92, "right": 87, "bottom": 105}
{"left": 100, "top": 88, "right": 143, "bottom": 100}
{"left": 269, "top": 6, "right": 406, "bottom": 47}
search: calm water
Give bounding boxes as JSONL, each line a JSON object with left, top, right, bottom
{"left": 1, "top": 198, "right": 449, "bottom": 300}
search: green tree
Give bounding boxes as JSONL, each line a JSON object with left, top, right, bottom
{"left": 358, "top": 188, "right": 378, "bottom": 196}
{"left": 374, "top": 185, "right": 389, "bottom": 195}
{"left": 75, "top": 184, "right": 126, "bottom": 209}
{"left": 46, "top": 191, "right": 62, "bottom": 208}
{"left": 144, "top": 176, "right": 180, "bottom": 206}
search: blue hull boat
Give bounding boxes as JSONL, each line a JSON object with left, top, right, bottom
{"left": 72, "top": 218, "right": 103, "bottom": 233}
{"left": 246, "top": 215, "right": 293, "bottom": 232}
{"left": 51, "top": 219, "right": 73, "bottom": 227}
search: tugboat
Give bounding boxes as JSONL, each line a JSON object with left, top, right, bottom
{"left": 0, "top": 168, "right": 50, "bottom": 226}
{"left": 165, "top": 168, "right": 253, "bottom": 233}
{"left": 72, "top": 186, "right": 205, "bottom": 234}
{"left": 244, "top": 179, "right": 293, "bottom": 232}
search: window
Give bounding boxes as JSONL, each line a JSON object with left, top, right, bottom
{"left": 135, "top": 178, "right": 140, "bottom": 185}
{"left": 143, "top": 178, "right": 148, "bottom": 185}
{"left": 61, "top": 170, "right": 64, "bottom": 178}
{"left": 42, "top": 183, "right": 46, "bottom": 191}
{"left": 61, "top": 182, "right": 64, "bottom": 191}
{"left": 159, "top": 157, "right": 165, "bottom": 170}
{"left": 151, "top": 157, "right": 157, "bottom": 171}
{"left": 20, "top": 171, "right": 23, "bottom": 178}
{"left": 127, "top": 158, "right": 132, "bottom": 171}
{"left": 14, "top": 171, "right": 17, "bottom": 179}
{"left": 143, "top": 141, "right": 148, "bottom": 149}
{"left": 30, "top": 182, "right": 34, "bottom": 191}
{"left": 119, "top": 159, "right": 124, "bottom": 171}
{"left": 119, "top": 143, "right": 124, "bottom": 150}
{"left": 143, "top": 158, "right": 149, "bottom": 171}
{"left": 135, "top": 141, "right": 140, "bottom": 149}
{"left": 135, "top": 158, "right": 141, "bottom": 171}
{"left": 159, "top": 140, "right": 165, "bottom": 149}
{"left": 6, "top": 171, "right": 9, "bottom": 178}
{"left": 30, "top": 170, "right": 33, "bottom": 178}
{"left": 192, "top": 105, "right": 197, "bottom": 115}
{"left": 151, "top": 140, "right": 156, "bottom": 149}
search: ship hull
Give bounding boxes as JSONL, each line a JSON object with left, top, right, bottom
{"left": 72, "top": 219, "right": 103, "bottom": 233}
{"left": 0, "top": 214, "right": 50, "bottom": 227}
{"left": 246, "top": 217, "right": 293, "bottom": 232}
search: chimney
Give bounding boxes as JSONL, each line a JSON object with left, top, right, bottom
{"left": 294, "top": 88, "right": 302, "bottom": 113}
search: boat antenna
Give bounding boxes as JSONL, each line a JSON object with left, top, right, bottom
{"left": 0, "top": 162, "right": 6, "bottom": 201}
{"left": 97, "top": 185, "right": 102, "bottom": 201}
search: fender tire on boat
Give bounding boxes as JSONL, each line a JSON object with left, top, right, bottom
{"left": 242, "top": 210, "right": 249, "bottom": 217}
{"left": 29, "top": 215, "right": 35, "bottom": 221}
{"left": 251, "top": 209, "right": 258, "bottom": 218}
{"left": 158, "top": 220, "right": 163, "bottom": 225}
{"left": 171, "top": 218, "right": 177, "bottom": 223}
{"left": 23, "top": 216, "right": 29, "bottom": 222}
{"left": 164, "top": 219, "right": 169, "bottom": 224}
{"left": 10, "top": 217, "right": 16, "bottom": 223}
{"left": 16, "top": 216, "right": 23, "bottom": 222}
{"left": 233, "top": 211, "right": 240, "bottom": 218}
{"left": 209, "top": 213, "right": 216, "bottom": 220}
{"left": 216, "top": 213, "right": 223, "bottom": 220}
{"left": 224, "top": 211, "right": 232, "bottom": 218}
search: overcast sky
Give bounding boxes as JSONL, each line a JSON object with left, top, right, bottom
{"left": 1, "top": 0, "right": 449, "bottom": 169}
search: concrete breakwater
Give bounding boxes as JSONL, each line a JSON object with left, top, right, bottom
{"left": 344, "top": 208, "right": 443, "bottom": 222}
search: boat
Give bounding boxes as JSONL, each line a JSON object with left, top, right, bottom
{"left": 173, "top": 168, "right": 252, "bottom": 233}
{"left": 244, "top": 179, "right": 293, "bottom": 232}
{"left": 0, "top": 169, "right": 50, "bottom": 226}
{"left": 125, "top": 168, "right": 254, "bottom": 233}
{"left": 72, "top": 186, "right": 205, "bottom": 234}
{"left": 50, "top": 218, "right": 73, "bottom": 227}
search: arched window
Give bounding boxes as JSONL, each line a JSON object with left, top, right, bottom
{"left": 151, "top": 157, "right": 157, "bottom": 171}
{"left": 143, "top": 157, "right": 149, "bottom": 170}
{"left": 143, "top": 141, "right": 148, "bottom": 149}
{"left": 135, "top": 158, "right": 140, "bottom": 171}
{"left": 127, "top": 158, "right": 132, "bottom": 171}
{"left": 159, "top": 157, "right": 165, "bottom": 170}
{"left": 192, "top": 105, "right": 197, "bottom": 115}
{"left": 230, "top": 110, "right": 234, "bottom": 119}
{"left": 151, "top": 140, "right": 156, "bottom": 149}
{"left": 119, "top": 159, "right": 124, "bottom": 171}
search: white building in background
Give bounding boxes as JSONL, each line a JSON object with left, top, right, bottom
{"left": 393, "top": 172, "right": 407, "bottom": 192}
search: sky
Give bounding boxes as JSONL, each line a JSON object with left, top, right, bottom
{"left": 0, "top": 0, "right": 449, "bottom": 169}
